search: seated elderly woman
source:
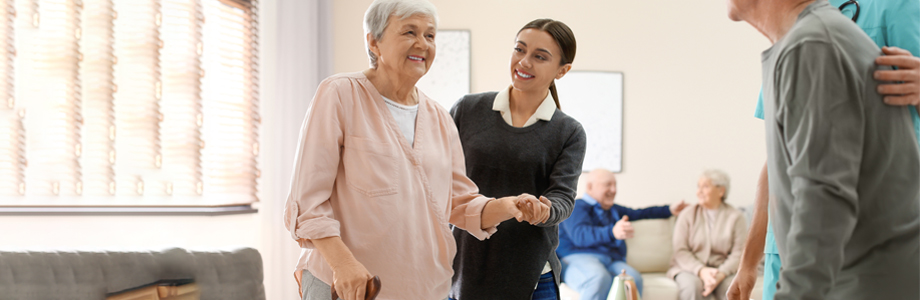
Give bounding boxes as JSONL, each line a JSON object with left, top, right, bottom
{"left": 282, "top": 1, "right": 550, "bottom": 300}
{"left": 667, "top": 170, "right": 748, "bottom": 300}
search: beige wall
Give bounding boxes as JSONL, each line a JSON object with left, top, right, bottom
{"left": 333, "top": 0, "right": 771, "bottom": 208}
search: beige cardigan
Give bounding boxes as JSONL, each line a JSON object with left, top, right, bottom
{"left": 667, "top": 203, "right": 748, "bottom": 279}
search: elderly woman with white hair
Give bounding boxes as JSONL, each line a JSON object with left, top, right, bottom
{"left": 667, "top": 170, "right": 749, "bottom": 300}
{"left": 282, "top": 1, "right": 549, "bottom": 300}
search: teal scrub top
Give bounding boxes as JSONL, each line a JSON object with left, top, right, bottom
{"left": 755, "top": 0, "right": 920, "bottom": 254}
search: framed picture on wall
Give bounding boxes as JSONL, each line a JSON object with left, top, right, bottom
{"left": 554, "top": 71, "right": 624, "bottom": 172}
{"left": 416, "top": 30, "right": 471, "bottom": 110}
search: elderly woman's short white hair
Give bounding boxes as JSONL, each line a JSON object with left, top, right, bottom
{"left": 702, "top": 169, "right": 731, "bottom": 201}
{"left": 363, "top": 0, "right": 439, "bottom": 68}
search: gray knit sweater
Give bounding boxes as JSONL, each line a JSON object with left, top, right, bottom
{"left": 448, "top": 92, "right": 587, "bottom": 300}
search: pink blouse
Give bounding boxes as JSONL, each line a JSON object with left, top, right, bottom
{"left": 283, "top": 72, "right": 496, "bottom": 300}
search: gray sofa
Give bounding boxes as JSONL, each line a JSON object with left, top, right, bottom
{"left": 0, "top": 248, "right": 264, "bottom": 300}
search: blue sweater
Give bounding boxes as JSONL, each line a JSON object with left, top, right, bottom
{"left": 557, "top": 195, "right": 672, "bottom": 261}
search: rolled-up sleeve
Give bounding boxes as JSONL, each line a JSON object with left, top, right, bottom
{"left": 446, "top": 122, "right": 496, "bottom": 240}
{"left": 283, "top": 79, "right": 346, "bottom": 248}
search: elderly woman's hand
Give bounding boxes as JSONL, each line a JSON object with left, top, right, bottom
{"left": 332, "top": 258, "right": 374, "bottom": 300}
{"left": 699, "top": 267, "right": 727, "bottom": 297}
{"left": 312, "top": 237, "right": 374, "bottom": 300}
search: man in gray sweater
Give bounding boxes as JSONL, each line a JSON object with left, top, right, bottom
{"left": 727, "top": 0, "right": 920, "bottom": 299}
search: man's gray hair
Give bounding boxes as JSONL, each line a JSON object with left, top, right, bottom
{"left": 363, "top": 0, "right": 438, "bottom": 68}
{"left": 702, "top": 169, "right": 731, "bottom": 201}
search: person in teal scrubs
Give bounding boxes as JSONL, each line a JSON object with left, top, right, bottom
{"left": 726, "top": 1, "right": 920, "bottom": 300}
{"left": 755, "top": 0, "right": 920, "bottom": 140}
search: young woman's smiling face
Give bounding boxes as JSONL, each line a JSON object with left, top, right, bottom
{"left": 509, "top": 28, "right": 569, "bottom": 93}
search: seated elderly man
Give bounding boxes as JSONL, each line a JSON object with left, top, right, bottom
{"left": 667, "top": 169, "right": 747, "bottom": 300}
{"left": 557, "top": 169, "right": 687, "bottom": 300}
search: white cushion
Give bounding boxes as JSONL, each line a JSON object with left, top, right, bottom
{"left": 639, "top": 273, "right": 680, "bottom": 300}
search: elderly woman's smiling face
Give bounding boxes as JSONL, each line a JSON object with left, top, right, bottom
{"left": 368, "top": 14, "right": 436, "bottom": 83}
{"left": 696, "top": 176, "right": 725, "bottom": 209}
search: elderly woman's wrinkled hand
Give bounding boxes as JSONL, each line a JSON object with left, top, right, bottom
{"left": 698, "top": 267, "right": 726, "bottom": 297}
{"left": 698, "top": 267, "right": 718, "bottom": 296}
{"left": 331, "top": 258, "right": 373, "bottom": 300}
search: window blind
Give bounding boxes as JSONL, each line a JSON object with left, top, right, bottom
{"left": 0, "top": 0, "right": 22, "bottom": 197}
{"left": 2, "top": 0, "right": 259, "bottom": 206}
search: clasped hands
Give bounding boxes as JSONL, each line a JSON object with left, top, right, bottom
{"left": 498, "top": 193, "right": 551, "bottom": 225}
{"left": 698, "top": 267, "right": 727, "bottom": 297}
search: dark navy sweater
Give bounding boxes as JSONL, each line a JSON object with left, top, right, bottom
{"left": 448, "top": 92, "right": 586, "bottom": 300}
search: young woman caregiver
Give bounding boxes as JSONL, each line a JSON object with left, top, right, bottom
{"left": 449, "top": 18, "right": 587, "bottom": 300}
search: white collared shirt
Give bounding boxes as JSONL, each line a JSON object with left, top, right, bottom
{"left": 492, "top": 85, "right": 556, "bottom": 127}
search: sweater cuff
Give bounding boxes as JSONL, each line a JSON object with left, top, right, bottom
{"left": 718, "top": 265, "right": 736, "bottom": 276}
{"left": 606, "top": 224, "right": 618, "bottom": 242}
{"left": 293, "top": 217, "right": 341, "bottom": 247}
